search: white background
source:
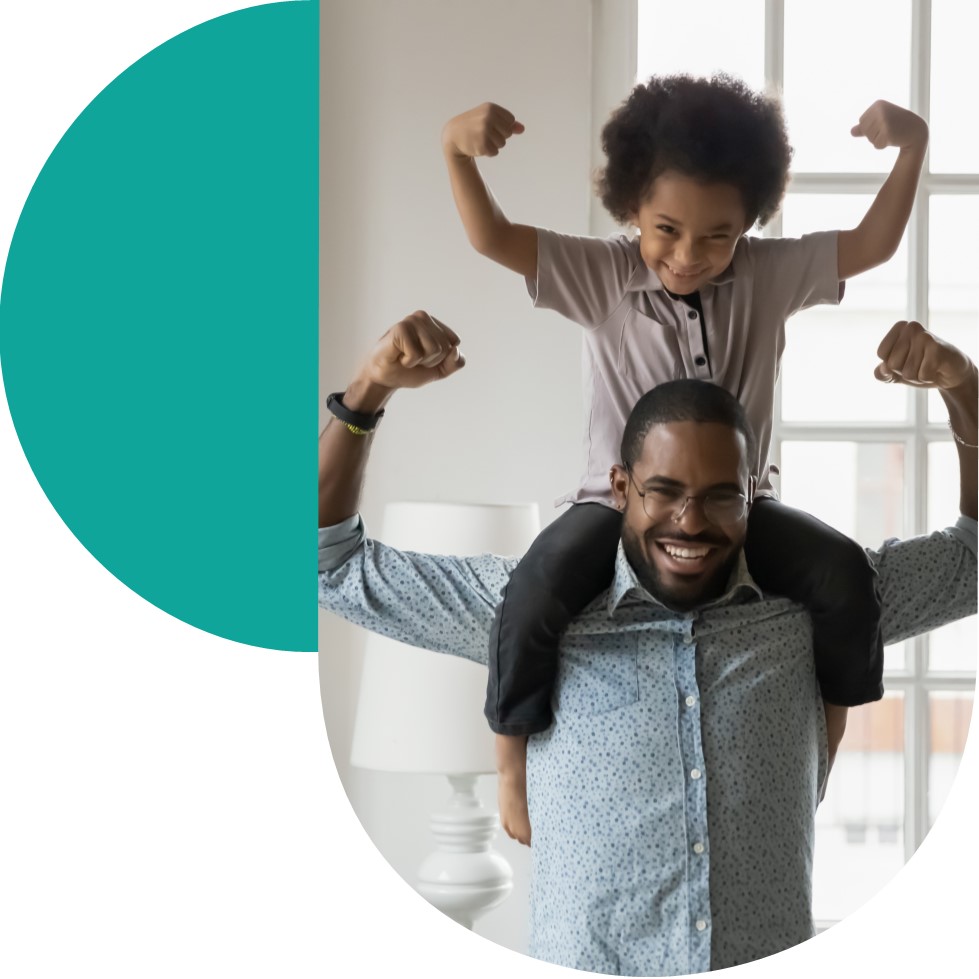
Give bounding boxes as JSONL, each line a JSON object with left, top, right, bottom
{"left": 2, "top": 2, "right": 976, "bottom": 976}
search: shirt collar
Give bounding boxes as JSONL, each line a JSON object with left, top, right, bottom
{"left": 606, "top": 540, "right": 763, "bottom": 616}
{"left": 623, "top": 237, "right": 740, "bottom": 294}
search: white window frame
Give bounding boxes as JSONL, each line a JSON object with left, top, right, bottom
{"left": 592, "top": 0, "right": 977, "bottom": 926}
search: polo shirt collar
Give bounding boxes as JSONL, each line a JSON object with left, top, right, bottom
{"left": 607, "top": 540, "right": 763, "bottom": 616}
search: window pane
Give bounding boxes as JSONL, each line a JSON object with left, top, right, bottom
{"left": 783, "top": 0, "right": 911, "bottom": 172}
{"left": 780, "top": 442, "right": 905, "bottom": 545}
{"left": 779, "top": 195, "right": 909, "bottom": 423}
{"left": 636, "top": 1, "right": 764, "bottom": 89}
{"left": 814, "top": 693, "right": 905, "bottom": 920}
{"left": 929, "top": 692, "right": 974, "bottom": 826}
{"left": 930, "top": 0, "right": 979, "bottom": 172}
{"left": 780, "top": 441, "right": 907, "bottom": 670}
{"left": 929, "top": 619, "right": 977, "bottom": 674}
{"left": 926, "top": 442, "right": 977, "bottom": 672}
{"left": 929, "top": 440, "right": 961, "bottom": 528}
{"left": 928, "top": 196, "right": 979, "bottom": 421}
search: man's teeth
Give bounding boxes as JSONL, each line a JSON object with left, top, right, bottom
{"left": 663, "top": 543, "right": 711, "bottom": 560}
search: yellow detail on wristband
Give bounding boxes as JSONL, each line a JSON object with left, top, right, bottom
{"left": 341, "top": 421, "right": 372, "bottom": 436}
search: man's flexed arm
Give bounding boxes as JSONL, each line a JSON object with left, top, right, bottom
{"left": 875, "top": 320, "right": 977, "bottom": 519}
{"left": 318, "top": 312, "right": 465, "bottom": 528}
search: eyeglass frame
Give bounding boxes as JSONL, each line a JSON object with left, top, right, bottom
{"left": 623, "top": 465, "right": 753, "bottom": 525}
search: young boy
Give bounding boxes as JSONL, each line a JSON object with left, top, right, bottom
{"left": 441, "top": 74, "right": 928, "bottom": 845}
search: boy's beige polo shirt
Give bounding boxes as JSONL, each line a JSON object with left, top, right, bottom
{"left": 528, "top": 228, "right": 843, "bottom": 507}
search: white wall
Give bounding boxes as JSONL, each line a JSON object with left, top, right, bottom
{"left": 318, "top": 0, "right": 599, "bottom": 956}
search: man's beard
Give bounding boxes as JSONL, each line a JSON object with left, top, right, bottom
{"left": 621, "top": 521, "right": 741, "bottom": 611}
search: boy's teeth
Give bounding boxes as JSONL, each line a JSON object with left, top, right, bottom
{"left": 663, "top": 543, "right": 710, "bottom": 559}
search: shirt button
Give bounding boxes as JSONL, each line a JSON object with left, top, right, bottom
{"left": 687, "top": 309, "right": 698, "bottom": 320}
{"left": 694, "top": 355, "right": 707, "bottom": 367}
{"left": 693, "top": 842, "right": 705, "bottom": 854}
{"left": 690, "top": 768, "right": 702, "bottom": 780}
{"left": 683, "top": 634, "right": 694, "bottom": 645}
{"left": 695, "top": 919, "right": 707, "bottom": 931}
{"left": 685, "top": 695, "right": 697, "bottom": 707}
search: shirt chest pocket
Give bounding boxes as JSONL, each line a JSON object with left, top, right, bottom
{"left": 554, "top": 639, "right": 640, "bottom": 717}
{"left": 616, "top": 308, "right": 686, "bottom": 391}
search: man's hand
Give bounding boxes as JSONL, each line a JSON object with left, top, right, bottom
{"left": 851, "top": 100, "right": 928, "bottom": 152}
{"left": 875, "top": 320, "right": 972, "bottom": 389}
{"left": 357, "top": 310, "right": 465, "bottom": 396}
{"left": 319, "top": 312, "right": 465, "bottom": 527}
{"left": 442, "top": 102, "right": 525, "bottom": 160}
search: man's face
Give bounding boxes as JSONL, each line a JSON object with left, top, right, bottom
{"left": 611, "top": 421, "right": 754, "bottom": 611}
{"left": 630, "top": 171, "right": 751, "bottom": 296}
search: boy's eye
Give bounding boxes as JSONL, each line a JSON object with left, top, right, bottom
{"left": 709, "top": 233, "right": 730, "bottom": 240}
{"left": 656, "top": 225, "right": 677, "bottom": 235}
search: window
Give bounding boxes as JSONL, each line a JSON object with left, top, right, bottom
{"left": 619, "top": 0, "right": 978, "bottom": 926}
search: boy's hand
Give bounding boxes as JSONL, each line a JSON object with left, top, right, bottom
{"left": 851, "top": 100, "right": 928, "bottom": 152}
{"left": 442, "top": 102, "right": 525, "bottom": 160}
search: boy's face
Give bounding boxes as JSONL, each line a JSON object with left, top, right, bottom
{"left": 629, "top": 172, "right": 752, "bottom": 296}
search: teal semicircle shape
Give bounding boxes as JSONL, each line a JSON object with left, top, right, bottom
{"left": 0, "top": 2, "right": 317, "bottom": 651}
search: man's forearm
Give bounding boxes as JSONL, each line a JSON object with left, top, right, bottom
{"left": 940, "top": 363, "right": 979, "bottom": 520}
{"left": 318, "top": 377, "right": 393, "bottom": 528}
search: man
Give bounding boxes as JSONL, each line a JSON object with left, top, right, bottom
{"left": 318, "top": 312, "right": 977, "bottom": 975}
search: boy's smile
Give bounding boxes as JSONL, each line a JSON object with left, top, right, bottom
{"left": 630, "top": 171, "right": 752, "bottom": 295}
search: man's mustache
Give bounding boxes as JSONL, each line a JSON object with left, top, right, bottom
{"left": 645, "top": 527, "right": 730, "bottom": 547}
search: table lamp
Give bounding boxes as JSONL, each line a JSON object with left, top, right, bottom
{"left": 350, "top": 501, "right": 540, "bottom": 929}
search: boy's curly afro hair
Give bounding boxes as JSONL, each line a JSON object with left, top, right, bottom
{"left": 596, "top": 74, "right": 793, "bottom": 229}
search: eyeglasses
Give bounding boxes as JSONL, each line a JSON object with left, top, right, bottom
{"left": 626, "top": 468, "right": 749, "bottom": 524}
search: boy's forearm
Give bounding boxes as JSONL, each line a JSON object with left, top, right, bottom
{"left": 442, "top": 146, "right": 538, "bottom": 277}
{"left": 838, "top": 144, "right": 926, "bottom": 280}
{"left": 443, "top": 148, "right": 509, "bottom": 253}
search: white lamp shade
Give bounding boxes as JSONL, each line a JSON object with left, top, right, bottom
{"left": 350, "top": 501, "right": 540, "bottom": 774}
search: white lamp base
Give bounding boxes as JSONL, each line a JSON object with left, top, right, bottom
{"left": 416, "top": 774, "right": 514, "bottom": 930}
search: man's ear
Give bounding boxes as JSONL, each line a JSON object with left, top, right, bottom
{"left": 610, "top": 464, "right": 629, "bottom": 510}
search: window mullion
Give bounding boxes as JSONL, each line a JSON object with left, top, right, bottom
{"left": 908, "top": 0, "right": 932, "bottom": 859}
{"left": 764, "top": 0, "right": 784, "bottom": 94}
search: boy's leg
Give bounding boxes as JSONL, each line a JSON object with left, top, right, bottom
{"left": 496, "top": 734, "right": 530, "bottom": 845}
{"left": 485, "top": 502, "right": 624, "bottom": 735}
{"left": 745, "top": 497, "right": 884, "bottom": 707}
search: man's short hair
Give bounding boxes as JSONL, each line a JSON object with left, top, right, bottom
{"left": 620, "top": 379, "right": 758, "bottom": 471}
{"left": 596, "top": 73, "right": 792, "bottom": 228}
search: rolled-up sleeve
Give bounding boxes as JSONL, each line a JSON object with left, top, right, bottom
{"left": 527, "top": 229, "right": 640, "bottom": 328}
{"left": 318, "top": 516, "right": 516, "bottom": 667}
{"left": 874, "top": 516, "right": 978, "bottom": 646}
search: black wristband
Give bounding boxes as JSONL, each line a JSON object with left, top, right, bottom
{"left": 326, "top": 392, "right": 385, "bottom": 432}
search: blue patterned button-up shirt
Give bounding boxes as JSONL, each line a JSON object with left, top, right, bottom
{"left": 319, "top": 514, "right": 977, "bottom": 975}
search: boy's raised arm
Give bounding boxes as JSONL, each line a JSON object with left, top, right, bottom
{"left": 442, "top": 102, "right": 539, "bottom": 279}
{"left": 837, "top": 100, "right": 928, "bottom": 280}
